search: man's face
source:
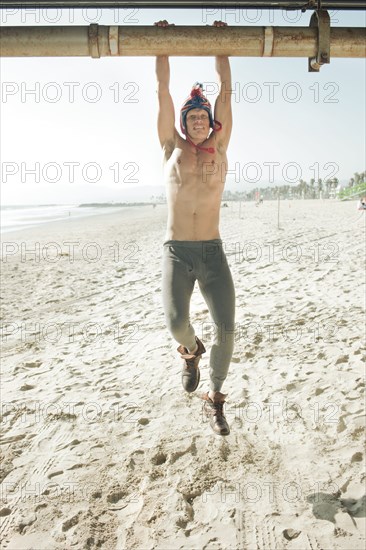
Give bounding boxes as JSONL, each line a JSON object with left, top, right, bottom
{"left": 186, "top": 108, "right": 210, "bottom": 140}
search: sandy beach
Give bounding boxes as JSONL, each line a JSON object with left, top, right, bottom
{"left": 1, "top": 199, "right": 365, "bottom": 550}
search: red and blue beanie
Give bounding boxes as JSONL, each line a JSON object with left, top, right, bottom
{"left": 180, "top": 82, "right": 214, "bottom": 134}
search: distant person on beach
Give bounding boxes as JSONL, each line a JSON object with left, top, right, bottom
{"left": 155, "top": 20, "right": 235, "bottom": 436}
{"left": 357, "top": 196, "right": 366, "bottom": 210}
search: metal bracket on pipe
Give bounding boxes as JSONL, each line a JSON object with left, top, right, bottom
{"left": 308, "top": 9, "right": 331, "bottom": 71}
{"left": 89, "top": 23, "right": 100, "bottom": 58}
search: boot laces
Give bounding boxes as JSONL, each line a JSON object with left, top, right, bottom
{"left": 205, "top": 400, "right": 225, "bottom": 417}
{"left": 213, "top": 402, "right": 224, "bottom": 416}
{"left": 185, "top": 358, "right": 196, "bottom": 368}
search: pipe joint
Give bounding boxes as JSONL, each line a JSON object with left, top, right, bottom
{"left": 88, "top": 23, "right": 100, "bottom": 58}
{"left": 263, "top": 26, "right": 274, "bottom": 56}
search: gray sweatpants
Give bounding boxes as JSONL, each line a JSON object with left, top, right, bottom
{"left": 162, "top": 239, "right": 235, "bottom": 392}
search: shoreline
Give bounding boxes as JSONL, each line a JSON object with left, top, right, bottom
{"left": 1, "top": 204, "right": 164, "bottom": 239}
{"left": 0, "top": 204, "right": 158, "bottom": 236}
{"left": 1, "top": 198, "right": 358, "bottom": 239}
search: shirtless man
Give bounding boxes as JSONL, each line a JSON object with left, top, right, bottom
{"left": 155, "top": 20, "right": 235, "bottom": 436}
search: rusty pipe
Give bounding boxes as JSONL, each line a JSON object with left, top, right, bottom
{"left": 0, "top": 25, "right": 365, "bottom": 58}
{"left": 1, "top": 1, "right": 366, "bottom": 9}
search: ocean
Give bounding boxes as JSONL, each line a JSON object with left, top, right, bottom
{"left": 0, "top": 204, "right": 126, "bottom": 234}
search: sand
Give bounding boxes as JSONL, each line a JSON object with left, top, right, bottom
{"left": 1, "top": 199, "right": 365, "bottom": 550}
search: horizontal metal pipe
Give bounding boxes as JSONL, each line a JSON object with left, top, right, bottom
{"left": 1, "top": 1, "right": 366, "bottom": 10}
{"left": 0, "top": 25, "right": 365, "bottom": 57}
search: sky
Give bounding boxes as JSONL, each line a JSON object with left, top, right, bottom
{"left": 0, "top": 6, "right": 365, "bottom": 205}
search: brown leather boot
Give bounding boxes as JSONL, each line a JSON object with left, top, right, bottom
{"left": 201, "top": 391, "right": 230, "bottom": 436}
{"left": 177, "top": 336, "right": 206, "bottom": 393}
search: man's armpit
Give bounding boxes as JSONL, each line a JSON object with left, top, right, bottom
{"left": 163, "top": 139, "right": 176, "bottom": 157}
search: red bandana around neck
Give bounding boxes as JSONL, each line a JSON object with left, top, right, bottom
{"left": 185, "top": 120, "right": 222, "bottom": 154}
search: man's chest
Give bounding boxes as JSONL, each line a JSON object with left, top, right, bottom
{"left": 165, "top": 147, "right": 227, "bottom": 181}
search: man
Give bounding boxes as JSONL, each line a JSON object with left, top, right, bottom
{"left": 357, "top": 196, "right": 366, "bottom": 210}
{"left": 155, "top": 20, "right": 235, "bottom": 436}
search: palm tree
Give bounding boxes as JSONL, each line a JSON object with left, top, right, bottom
{"left": 298, "top": 179, "right": 307, "bottom": 199}
{"left": 310, "top": 178, "right": 315, "bottom": 199}
{"left": 317, "top": 178, "right": 323, "bottom": 198}
{"left": 327, "top": 179, "right": 335, "bottom": 198}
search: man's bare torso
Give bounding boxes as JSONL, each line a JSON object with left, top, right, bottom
{"left": 164, "top": 133, "right": 227, "bottom": 241}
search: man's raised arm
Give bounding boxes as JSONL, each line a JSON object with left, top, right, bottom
{"left": 214, "top": 55, "right": 233, "bottom": 150}
{"left": 156, "top": 55, "right": 177, "bottom": 150}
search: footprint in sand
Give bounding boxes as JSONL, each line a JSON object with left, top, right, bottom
{"left": 57, "top": 439, "right": 81, "bottom": 450}
{"left": 283, "top": 529, "right": 301, "bottom": 541}
{"left": 23, "top": 361, "right": 42, "bottom": 368}
{"left": 16, "top": 512, "right": 37, "bottom": 533}
{"left": 89, "top": 445, "right": 105, "bottom": 460}
{"left": 62, "top": 512, "right": 82, "bottom": 532}
{"left": 47, "top": 470, "right": 64, "bottom": 479}
{"left": 335, "top": 354, "right": 349, "bottom": 365}
{"left": 106, "top": 491, "right": 129, "bottom": 510}
{"left": 337, "top": 415, "right": 347, "bottom": 433}
{"left": 66, "top": 463, "right": 84, "bottom": 471}
{"left": 350, "top": 452, "right": 363, "bottom": 463}
{"left": 19, "top": 384, "right": 35, "bottom": 391}
{"left": 151, "top": 452, "right": 167, "bottom": 466}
